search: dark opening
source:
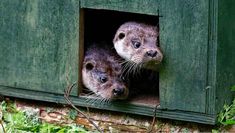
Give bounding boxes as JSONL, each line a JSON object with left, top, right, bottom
{"left": 81, "top": 8, "right": 160, "bottom": 107}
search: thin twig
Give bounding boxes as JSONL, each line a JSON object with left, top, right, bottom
{"left": 147, "top": 104, "right": 158, "bottom": 133}
{"left": 64, "top": 82, "right": 103, "bottom": 133}
{"left": 0, "top": 105, "right": 6, "bottom": 133}
{"left": 0, "top": 122, "right": 6, "bottom": 133}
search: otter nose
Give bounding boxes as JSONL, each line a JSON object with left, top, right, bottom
{"left": 146, "top": 50, "right": 157, "bottom": 57}
{"left": 113, "top": 88, "right": 124, "bottom": 96}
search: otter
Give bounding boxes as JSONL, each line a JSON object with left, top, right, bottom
{"left": 82, "top": 45, "right": 129, "bottom": 100}
{"left": 113, "top": 22, "right": 161, "bottom": 99}
{"left": 113, "top": 22, "right": 163, "bottom": 70}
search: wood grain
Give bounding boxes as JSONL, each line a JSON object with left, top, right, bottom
{"left": 0, "top": 0, "right": 79, "bottom": 95}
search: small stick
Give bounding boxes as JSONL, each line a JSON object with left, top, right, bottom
{"left": 0, "top": 105, "right": 6, "bottom": 133}
{"left": 147, "top": 105, "right": 158, "bottom": 133}
{"left": 0, "top": 122, "right": 6, "bottom": 133}
{"left": 64, "top": 82, "right": 103, "bottom": 133}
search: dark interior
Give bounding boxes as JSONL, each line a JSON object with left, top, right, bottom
{"left": 81, "top": 8, "right": 160, "bottom": 107}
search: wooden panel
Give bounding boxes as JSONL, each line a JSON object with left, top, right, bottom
{"left": 206, "top": 0, "right": 218, "bottom": 115}
{"left": 216, "top": 0, "right": 235, "bottom": 113}
{"left": 0, "top": 86, "right": 216, "bottom": 125}
{"left": 159, "top": 0, "right": 209, "bottom": 113}
{"left": 0, "top": 0, "right": 79, "bottom": 95}
{"left": 80, "top": 0, "right": 160, "bottom": 15}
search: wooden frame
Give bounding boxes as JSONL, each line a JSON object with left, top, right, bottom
{"left": 0, "top": 0, "right": 234, "bottom": 125}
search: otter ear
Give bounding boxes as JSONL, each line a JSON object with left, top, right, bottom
{"left": 113, "top": 31, "right": 125, "bottom": 43}
{"left": 85, "top": 61, "right": 95, "bottom": 71}
{"left": 118, "top": 32, "right": 125, "bottom": 40}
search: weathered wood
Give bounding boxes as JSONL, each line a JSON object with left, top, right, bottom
{"left": 0, "top": 0, "right": 234, "bottom": 125}
{"left": 215, "top": 0, "right": 235, "bottom": 113}
{"left": 159, "top": 0, "right": 209, "bottom": 113}
{"left": 81, "top": 0, "right": 210, "bottom": 113}
{"left": 0, "top": 0, "right": 80, "bottom": 95}
{"left": 80, "top": 0, "right": 160, "bottom": 15}
{"left": 78, "top": 9, "right": 84, "bottom": 94}
{"left": 206, "top": 0, "right": 218, "bottom": 114}
{"left": 0, "top": 86, "right": 216, "bottom": 125}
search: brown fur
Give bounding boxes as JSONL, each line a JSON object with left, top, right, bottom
{"left": 113, "top": 22, "right": 163, "bottom": 69}
{"left": 82, "top": 45, "right": 129, "bottom": 100}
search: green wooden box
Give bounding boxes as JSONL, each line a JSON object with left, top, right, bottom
{"left": 0, "top": 0, "right": 234, "bottom": 125}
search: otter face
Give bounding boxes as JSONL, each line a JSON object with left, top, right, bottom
{"left": 113, "top": 22, "right": 163, "bottom": 66}
{"left": 82, "top": 52, "right": 129, "bottom": 100}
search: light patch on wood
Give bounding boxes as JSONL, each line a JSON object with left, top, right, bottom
{"left": 26, "top": 1, "right": 38, "bottom": 29}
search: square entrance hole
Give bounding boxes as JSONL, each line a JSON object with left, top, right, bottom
{"left": 79, "top": 8, "right": 160, "bottom": 107}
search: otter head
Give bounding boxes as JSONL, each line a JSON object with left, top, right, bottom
{"left": 113, "top": 22, "right": 163, "bottom": 68}
{"left": 82, "top": 47, "right": 129, "bottom": 100}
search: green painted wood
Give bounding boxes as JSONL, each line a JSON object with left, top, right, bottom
{"left": 206, "top": 0, "right": 218, "bottom": 115}
{"left": 216, "top": 0, "right": 235, "bottom": 113}
{"left": 0, "top": 0, "right": 234, "bottom": 125}
{"left": 159, "top": 0, "right": 209, "bottom": 113}
{"left": 0, "top": 0, "right": 80, "bottom": 95}
{"left": 80, "top": 0, "right": 160, "bottom": 15}
{"left": 0, "top": 86, "right": 216, "bottom": 125}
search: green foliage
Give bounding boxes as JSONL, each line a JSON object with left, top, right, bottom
{"left": 212, "top": 86, "right": 235, "bottom": 132}
{"left": 211, "top": 129, "right": 218, "bottom": 133}
{"left": 217, "top": 86, "right": 235, "bottom": 126}
{"left": 38, "top": 123, "right": 88, "bottom": 133}
{"left": 68, "top": 109, "right": 78, "bottom": 120}
{"left": 0, "top": 101, "right": 89, "bottom": 133}
{"left": 231, "top": 85, "right": 235, "bottom": 92}
{"left": 218, "top": 101, "right": 235, "bottom": 125}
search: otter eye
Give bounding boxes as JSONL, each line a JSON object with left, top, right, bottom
{"left": 118, "top": 33, "right": 125, "bottom": 39}
{"left": 99, "top": 76, "right": 108, "bottom": 83}
{"left": 132, "top": 41, "right": 141, "bottom": 49}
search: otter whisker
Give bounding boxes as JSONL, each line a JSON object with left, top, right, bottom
{"left": 85, "top": 94, "right": 99, "bottom": 104}
{"left": 121, "top": 62, "right": 133, "bottom": 78}
{"left": 104, "top": 98, "right": 110, "bottom": 104}
{"left": 85, "top": 93, "right": 96, "bottom": 98}
{"left": 121, "top": 61, "right": 131, "bottom": 72}
{"left": 123, "top": 62, "right": 131, "bottom": 76}
{"left": 123, "top": 65, "right": 130, "bottom": 78}
{"left": 132, "top": 63, "right": 138, "bottom": 75}
{"left": 122, "top": 65, "right": 130, "bottom": 77}
{"left": 126, "top": 66, "right": 133, "bottom": 78}
{"left": 127, "top": 61, "right": 136, "bottom": 77}
{"left": 85, "top": 97, "right": 93, "bottom": 104}
{"left": 88, "top": 98, "right": 94, "bottom": 105}
{"left": 90, "top": 95, "right": 100, "bottom": 105}
{"left": 120, "top": 60, "right": 129, "bottom": 65}
{"left": 85, "top": 92, "right": 95, "bottom": 96}
{"left": 136, "top": 64, "right": 141, "bottom": 74}
{"left": 135, "top": 63, "right": 142, "bottom": 76}
{"left": 100, "top": 98, "right": 106, "bottom": 105}
{"left": 84, "top": 94, "right": 93, "bottom": 102}
{"left": 123, "top": 60, "right": 143, "bottom": 77}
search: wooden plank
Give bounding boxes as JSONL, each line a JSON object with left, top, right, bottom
{"left": 206, "top": 0, "right": 218, "bottom": 115}
{"left": 80, "top": 0, "right": 160, "bottom": 15}
{"left": 0, "top": 0, "right": 80, "bottom": 95}
{"left": 0, "top": 85, "right": 216, "bottom": 125}
{"left": 78, "top": 9, "right": 84, "bottom": 94}
{"left": 216, "top": 0, "right": 235, "bottom": 113}
{"left": 159, "top": 0, "right": 209, "bottom": 113}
